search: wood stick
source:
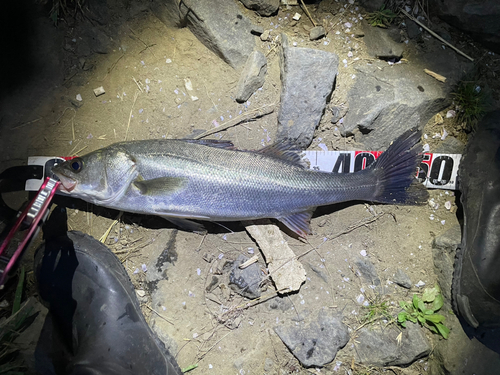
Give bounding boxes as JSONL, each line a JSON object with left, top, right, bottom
{"left": 400, "top": 9, "right": 473, "bottom": 62}
{"left": 299, "top": 0, "right": 316, "bottom": 27}
{"left": 194, "top": 103, "right": 276, "bottom": 139}
{"left": 424, "top": 68, "right": 446, "bottom": 82}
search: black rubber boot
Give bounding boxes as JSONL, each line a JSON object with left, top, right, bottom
{"left": 34, "top": 207, "right": 182, "bottom": 375}
{"left": 453, "top": 110, "right": 500, "bottom": 332}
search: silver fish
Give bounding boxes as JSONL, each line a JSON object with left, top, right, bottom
{"left": 52, "top": 129, "right": 427, "bottom": 236}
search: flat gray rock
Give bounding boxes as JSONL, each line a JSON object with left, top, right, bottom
{"left": 179, "top": 0, "right": 256, "bottom": 69}
{"left": 355, "top": 322, "right": 431, "bottom": 366}
{"left": 274, "top": 308, "right": 348, "bottom": 367}
{"left": 229, "top": 254, "right": 262, "bottom": 299}
{"left": 362, "top": 22, "right": 403, "bottom": 59}
{"left": 235, "top": 50, "right": 267, "bottom": 103}
{"left": 393, "top": 268, "right": 412, "bottom": 289}
{"left": 277, "top": 33, "right": 339, "bottom": 149}
{"left": 239, "top": 0, "right": 279, "bottom": 16}
{"left": 343, "top": 43, "right": 473, "bottom": 149}
{"left": 435, "top": 136, "right": 466, "bottom": 154}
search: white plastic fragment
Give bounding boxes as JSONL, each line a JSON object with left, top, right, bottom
{"left": 441, "top": 127, "right": 448, "bottom": 140}
{"left": 141, "top": 263, "right": 147, "bottom": 272}
{"left": 93, "top": 86, "right": 105, "bottom": 97}
{"left": 423, "top": 143, "right": 430, "bottom": 152}
{"left": 356, "top": 294, "right": 365, "bottom": 304}
{"left": 441, "top": 220, "right": 446, "bottom": 225}
{"left": 76, "top": 94, "right": 82, "bottom": 101}
{"left": 360, "top": 249, "right": 367, "bottom": 257}
{"left": 136, "top": 289, "right": 146, "bottom": 297}
{"left": 166, "top": 58, "right": 172, "bottom": 63}
{"left": 445, "top": 201, "right": 452, "bottom": 210}
{"left": 292, "top": 12, "right": 301, "bottom": 21}
{"left": 318, "top": 143, "right": 328, "bottom": 151}
{"left": 415, "top": 280, "right": 426, "bottom": 287}
{"left": 446, "top": 110, "right": 456, "bottom": 118}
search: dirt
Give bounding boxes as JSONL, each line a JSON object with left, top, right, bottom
{"left": 0, "top": 1, "right": 496, "bottom": 374}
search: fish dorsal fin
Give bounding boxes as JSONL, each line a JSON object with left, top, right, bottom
{"left": 277, "top": 210, "right": 314, "bottom": 238}
{"left": 182, "top": 139, "right": 236, "bottom": 150}
{"left": 259, "top": 142, "right": 309, "bottom": 168}
{"left": 133, "top": 176, "right": 187, "bottom": 196}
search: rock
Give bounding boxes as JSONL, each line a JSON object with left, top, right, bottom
{"left": 239, "top": 0, "right": 279, "bottom": 16}
{"left": 393, "top": 268, "right": 412, "bottom": 289}
{"left": 358, "top": 0, "right": 384, "bottom": 12}
{"left": 342, "top": 42, "right": 473, "bottom": 149}
{"left": 435, "top": 136, "right": 466, "bottom": 154}
{"left": 229, "top": 254, "right": 262, "bottom": 299}
{"left": 355, "top": 322, "right": 431, "bottom": 366}
{"left": 150, "top": 0, "right": 185, "bottom": 28}
{"left": 179, "top": 0, "right": 256, "bottom": 69}
{"left": 267, "top": 295, "right": 292, "bottom": 311}
{"left": 235, "top": 50, "right": 267, "bottom": 102}
{"left": 355, "top": 257, "right": 381, "bottom": 286}
{"left": 251, "top": 25, "right": 264, "bottom": 36}
{"left": 260, "top": 29, "right": 271, "bottom": 41}
{"left": 309, "top": 26, "right": 326, "bottom": 40}
{"left": 144, "top": 229, "right": 178, "bottom": 291}
{"left": 432, "top": 0, "right": 500, "bottom": 53}
{"left": 406, "top": 19, "right": 422, "bottom": 39}
{"left": 274, "top": 308, "right": 349, "bottom": 367}
{"left": 432, "top": 224, "right": 461, "bottom": 303}
{"left": 277, "top": 33, "right": 339, "bottom": 149}
{"left": 362, "top": 22, "right": 404, "bottom": 60}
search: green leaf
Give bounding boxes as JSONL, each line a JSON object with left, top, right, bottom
{"left": 436, "top": 323, "right": 450, "bottom": 339}
{"left": 424, "top": 309, "right": 434, "bottom": 315}
{"left": 182, "top": 364, "right": 198, "bottom": 373}
{"left": 425, "top": 314, "right": 446, "bottom": 324}
{"left": 408, "top": 315, "right": 418, "bottom": 323}
{"left": 427, "top": 325, "right": 439, "bottom": 334}
{"left": 418, "top": 300, "right": 426, "bottom": 313}
{"left": 398, "top": 312, "right": 407, "bottom": 323}
{"left": 432, "top": 294, "right": 444, "bottom": 312}
{"left": 422, "top": 286, "right": 440, "bottom": 302}
{"left": 413, "top": 294, "right": 420, "bottom": 309}
{"left": 399, "top": 300, "right": 406, "bottom": 309}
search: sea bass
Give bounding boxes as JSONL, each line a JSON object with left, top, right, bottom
{"left": 52, "top": 129, "right": 428, "bottom": 236}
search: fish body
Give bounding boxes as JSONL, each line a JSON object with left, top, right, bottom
{"left": 52, "top": 130, "right": 427, "bottom": 236}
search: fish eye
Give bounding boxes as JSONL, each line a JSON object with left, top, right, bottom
{"left": 70, "top": 158, "right": 83, "bottom": 173}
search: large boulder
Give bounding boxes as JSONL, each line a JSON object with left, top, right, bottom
{"left": 432, "top": 0, "right": 500, "bottom": 54}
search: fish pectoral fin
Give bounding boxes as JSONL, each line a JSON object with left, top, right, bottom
{"left": 162, "top": 217, "right": 207, "bottom": 234}
{"left": 277, "top": 210, "right": 314, "bottom": 238}
{"left": 133, "top": 177, "right": 187, "bottom": 196}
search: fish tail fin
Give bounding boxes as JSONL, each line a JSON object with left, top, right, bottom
{"left": 368, "top": 128, "right": 428, "bottom": 205}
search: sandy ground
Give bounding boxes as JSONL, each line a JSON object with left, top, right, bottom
{"left": 0, "top": 1, "right": 483, "bottom": 374}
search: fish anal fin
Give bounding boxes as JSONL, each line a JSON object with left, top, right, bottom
{"left": 259, "top": 142, "right": 309, "bottom": 168}
{"left": 133, "top": 177, "right": 187, "bottom": 196}
{"left": 277, "top": 210, "right": 313, "bottom": 238}
{"left": 162, "top": 217, "right": 207, "bottom": 234}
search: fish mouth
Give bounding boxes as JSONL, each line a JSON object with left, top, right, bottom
{"left": 54, "top": 173, "right": 77, "bottom": 193}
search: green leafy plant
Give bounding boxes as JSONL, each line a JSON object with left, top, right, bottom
{"left": 366, "top": 5, "right": 397, "bottom": 28}
{"left": 398, "top": 286, "right": 449, "bottom": 339}
{"left": 452, "top": 81, "right": 489, "bottom": 132}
